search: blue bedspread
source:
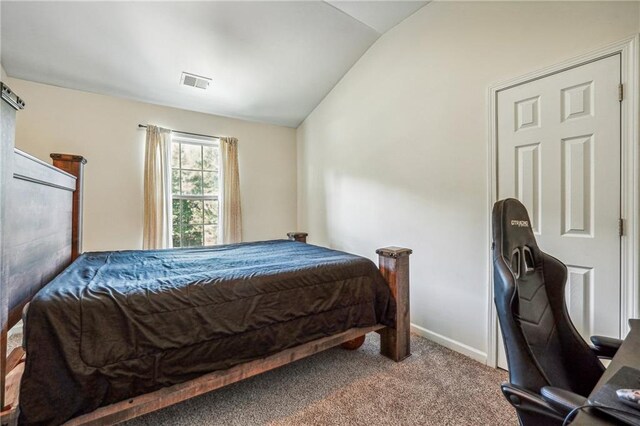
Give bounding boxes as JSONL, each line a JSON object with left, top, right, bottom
{"left": 20, "top": 240, "right": 394, "bottom": 425}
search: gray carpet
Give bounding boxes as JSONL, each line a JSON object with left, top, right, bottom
{"left": 9, "top": 333, "right": 516, "bottom": 425}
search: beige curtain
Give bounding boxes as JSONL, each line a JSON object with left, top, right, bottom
{"left": 143, "top": 125, "right": 172, "bottom": 249}
{"left": 220, "top": 137, "right": 242, "bottom": 244}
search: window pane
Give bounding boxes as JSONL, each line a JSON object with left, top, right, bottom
{"left": 169, "top": 139, "right": 219, "bottom": 248}
{"left": 204, "top": 200, "right": 219, "bottom": 224}
{"left": 202, "top": 171, "right": 219, "bottom": 196}
{"left": 172, "top": 169, "right": 180, "bottom": 195}
{"left": 203, "top": 146, "right": 218, "bottom": 171}
{"left": 204, "top": 225, "right": 218, "bottom": 246}
{"left": 180, "top": 200, "right": 203, "bottom": 224}
{"left": 181, "top": 170, "right": 203, "bottom": 195}
{"left": 182, "top": 225, "right": 203, "bottom": 247}
{"left": 171, "top": 142, "right": 180, "bottom": 167}
{"left": 181, "top": 143, "right": 202, "bottom": 170}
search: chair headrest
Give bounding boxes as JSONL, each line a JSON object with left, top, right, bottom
{"left": 492, "top": 198, "right": 539, "bottom": 277}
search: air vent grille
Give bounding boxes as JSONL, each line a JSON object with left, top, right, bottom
{"left": 181, "top": 72, "right": 211, "bottom": 90}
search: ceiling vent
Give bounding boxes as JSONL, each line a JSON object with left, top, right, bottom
{"left": 181, "top": 72, "right": 211, "bottom": 90}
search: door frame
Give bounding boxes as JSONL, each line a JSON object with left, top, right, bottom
{"left": 486, "top": 35, "right": 640, "bottom": 368}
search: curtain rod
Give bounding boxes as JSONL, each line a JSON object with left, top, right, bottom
{"left": 137, "top": 124, "right": 221, "bottom": 140}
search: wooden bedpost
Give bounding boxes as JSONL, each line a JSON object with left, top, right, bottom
{"left": 287, "top": 232, "right": 308, "bottom": 243}
{"left": 50, "top": 154, "right": 87, "bottom": 260}
{"left": 376, "top": 246, "right": 412, "bottom": 362}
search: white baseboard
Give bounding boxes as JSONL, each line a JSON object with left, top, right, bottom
{"left": 411, "top": 323, "right": 487, "bottom": 364}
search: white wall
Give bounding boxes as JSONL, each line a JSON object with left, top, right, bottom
{"left": 7, "top": 78, "right": 297, "bottom": 251}
{"left": 297, "top": 1, "right": 640, "bottom": 361}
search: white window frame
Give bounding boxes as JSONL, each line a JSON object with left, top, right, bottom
{"left": 170, "top": 133, "right": 221, "bottom": 248}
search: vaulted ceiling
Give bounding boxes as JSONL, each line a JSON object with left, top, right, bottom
{"left": 1, "top": 1, "right": 427, "bottom": 127}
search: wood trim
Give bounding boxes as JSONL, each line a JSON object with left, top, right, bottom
{"left": 376, "top": 246, "right": 412, "bottom": 362}
{"left": 49, "top": 154, "right": 87, "bottom": 165}
{"left": 5, "top": 364, "right": 24, "bottom": 408}
{"left": 286, "top": 232, "right": 308, "bottom": 243}
{"left": 63, "top": 325, "right": 384, "bottom": 426}
{"left": 0, "top": 363, "right": 25, "bottom": 425}
{"left": 0, "top": 335, "right": 5, "bottom": 411}
{"left": 5, "top": 348, "right": 24, "bottom": 376}
{"left": 0, "top": 348, "right": 25, "bottom": 422}
{"left": 50, "top": 153, "right": 86, "bottom": 261}
{"left": 6, "top": 303, "right": 26, "bottom": 335}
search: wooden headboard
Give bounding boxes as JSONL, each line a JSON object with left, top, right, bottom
{"left": 1, "top": 81, "right": 85, "bottom": 408}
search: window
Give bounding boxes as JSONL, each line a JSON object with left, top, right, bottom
{"left": 171, "top": 135, "right": 220, "bottom": 247}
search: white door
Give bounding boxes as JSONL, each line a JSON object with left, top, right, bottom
{"left": 496, "top": 54, "right": 622, "bottom": 370}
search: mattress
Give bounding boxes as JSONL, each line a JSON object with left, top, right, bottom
{"left": 19, "top": 240, "right": 395, "bottom": 425}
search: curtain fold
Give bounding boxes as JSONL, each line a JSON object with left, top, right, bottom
{"left": 143, "top": 125, "right": 172, "bottom": 249}
{"left": 220, "top": 137, "right": 242, "bottom": 244}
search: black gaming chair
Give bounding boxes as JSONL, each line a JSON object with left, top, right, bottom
{"left": 492, "top": 198, "right": 623, "bottom": 425}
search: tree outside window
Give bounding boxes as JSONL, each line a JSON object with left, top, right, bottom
{"left": 171, "top": 136, "right": 220, "bottom": 247}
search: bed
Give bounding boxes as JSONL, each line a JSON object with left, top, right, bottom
{"left": 0, "top": 82, "right": 412, "bottom": 426}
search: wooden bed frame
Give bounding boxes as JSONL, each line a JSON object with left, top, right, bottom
{"left": 0, "top": 85, "right": 412, "bottom": 426}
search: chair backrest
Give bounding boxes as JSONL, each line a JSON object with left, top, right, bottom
{"left": 492, "top": 198, "right": 603, "bottom": 397}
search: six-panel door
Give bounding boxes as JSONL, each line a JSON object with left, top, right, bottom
{"left": 496, "top": 54, "right": 622, "bottom": 369}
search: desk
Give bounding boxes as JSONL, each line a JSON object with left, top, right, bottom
{"left": 574, "top": 319, "right": 640, "bottom": 425}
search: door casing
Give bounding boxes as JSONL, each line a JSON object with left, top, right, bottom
{"left": 486, "top": 35, "right": 640, "bottom": 368}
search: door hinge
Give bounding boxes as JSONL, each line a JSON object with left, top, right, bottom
{"left": 619, "top": 218, "right": 624, "bottom": 236}
{"left": 619, "top": 83, "right": 624, "bottom": 102}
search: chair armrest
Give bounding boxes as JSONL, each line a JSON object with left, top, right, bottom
{"left": 590, "top": 335, "right": 623, "bottom": 359}
{"left": 501, "top": 382, "right": 565, "bottom": 422}
{"left": 540, "top": 386, "right": 586, "bottom": 416}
